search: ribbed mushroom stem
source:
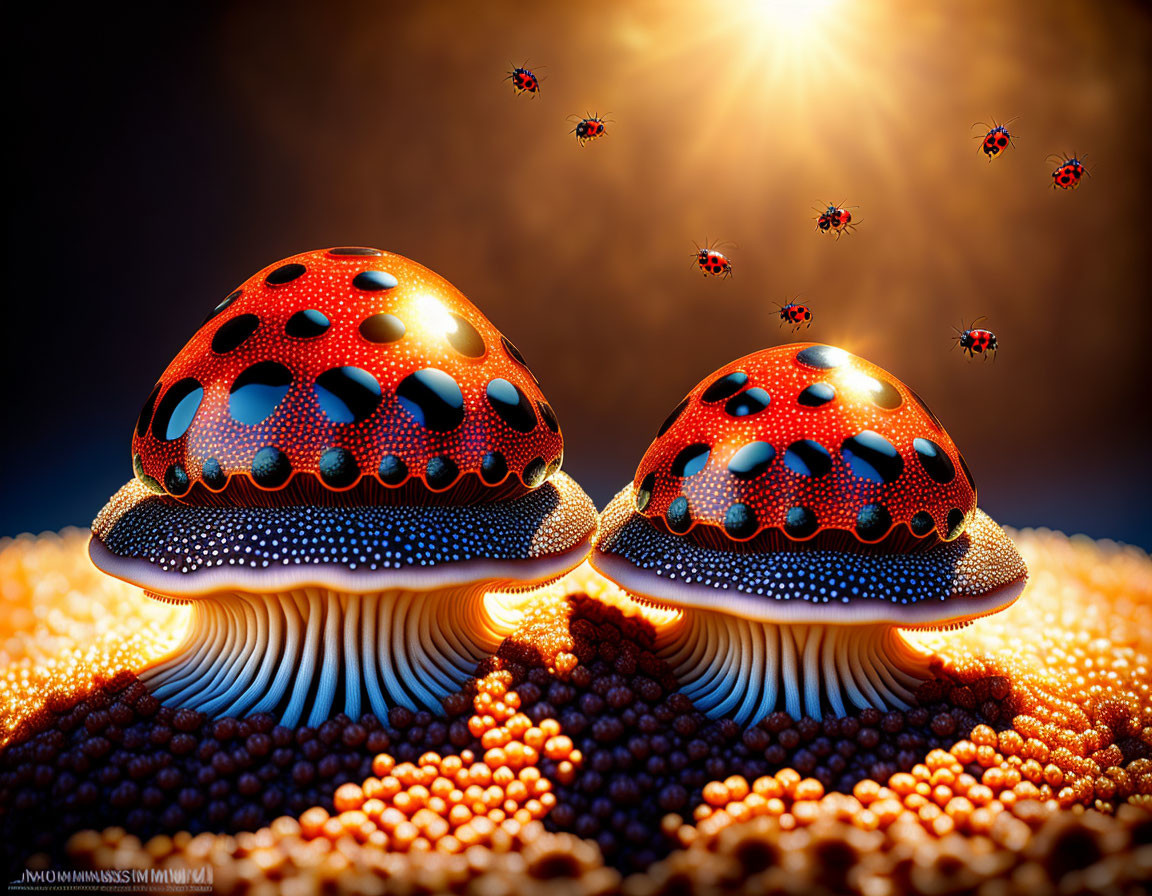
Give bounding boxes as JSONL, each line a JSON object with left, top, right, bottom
{"left": 655, "top": 609, "right": 933, "bottom": 724}
{"left": 141, "top": 585, "right": 532, "bottom": 726}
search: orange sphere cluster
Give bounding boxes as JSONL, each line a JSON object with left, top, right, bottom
{"left": 293, "top": 672, "right": 578, "bottom": 854}
{"left": 0, "top": 530, "right": 183, "bottom": 746}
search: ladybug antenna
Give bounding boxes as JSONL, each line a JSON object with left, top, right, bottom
{"left": 969, "top": 315, "right": 988, "bottom": 330}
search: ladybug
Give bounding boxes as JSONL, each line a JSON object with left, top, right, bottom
{"left": 570, "top": 114, "right": 608, "bottom": 146}
{"left": 815, "top": 203, "right": 856, "bottom": 239}
{"left": 693, "top": 242, "right": 733, "bottom": 279}
{"left": 506, "top": 65, "right": 540, "bottom": 96}
{"left": 974, "top": 118, "right": 1017, "bottom": 161}
{"left": 954, "top": 318, "right": 998, "bottom": 360}
{"left": 776, "top": 300, "right": 813, "bottom": 332}
{"left": 1050, "top": 154, "right": 1087, "bottom": 190}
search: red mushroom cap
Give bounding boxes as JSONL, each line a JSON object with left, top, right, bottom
{"left": 632, "top": 343, "right": 976, "bottom": 547}
{"left": 131, "top": 248, "right": 562, "bottom": 505}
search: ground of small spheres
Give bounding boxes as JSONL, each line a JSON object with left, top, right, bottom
{"left": 0, "top": 527, "right": 1149, "bottom": 895}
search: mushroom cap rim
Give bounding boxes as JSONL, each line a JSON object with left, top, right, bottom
{"left": 589, "top": 546, "right": 1026, "bottom": 626}
{"left": 90, "top": 532, "right": 593, "bottom": 597}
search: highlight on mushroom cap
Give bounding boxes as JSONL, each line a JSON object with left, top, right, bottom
{"left": 86, "top": 249, "right": 598, "bottom": 726}
{"left": 591, "top": 343, "right": 1028, "bottom": 724}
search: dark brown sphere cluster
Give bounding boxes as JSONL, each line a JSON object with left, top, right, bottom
{"left": 0, "top": 669, "right": 454, "bottom": 879}
{"left": 497, "top": 595, "right": 1013, "bottom": 871}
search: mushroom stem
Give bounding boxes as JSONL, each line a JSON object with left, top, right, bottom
{"left": 655, "top": 608, "right": 933, "bottom": 724}
{"left": 140, "top": 584, "right": 530, "bottom": 725}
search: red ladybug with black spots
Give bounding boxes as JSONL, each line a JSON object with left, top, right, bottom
{"left": 506, "top": 65, "right": 540, "bottom": 96}
{"left": 815, "top": 203, "right": 856, "bottom": 238}
{"left": 776, "top": 300, "right": 813, "bottom": 332}
{"left": 954, "top": 318, "right": 998, "bottom": 360}
{"left": 974, "top": 119, "right": 1016, "bottom": 160}
{"left": 693, "top": 242, "right": 733, "bottom": 279}
{"left": 570, "top": 114, "right": 607, "bottom": 146}
{"left": 1050, "top": 154, "right": 1087, "bottom": 190}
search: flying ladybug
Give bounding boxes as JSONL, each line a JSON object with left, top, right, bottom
{"left": 1049, "top": 154, "right": 1088, "bottom": 190}
{"left": 692, "top": 242, "right": 733, "bottom": 279}
{"left": 815, "top": 203, "right": 857, "bottom": 239}
{"left": 569, "top": 114, "right": 609, "bottom": 146}
{"left": 505, "top": 64, "right": 541, "bottom": 96}
{"left": 953, "top": 318, "right": 998, "bottom": 360}
{"left": 775, "top": 300, "right": 813, "bottom": 332}
{"left": 974, "top": 118, "right": 1017, "bottom": 160}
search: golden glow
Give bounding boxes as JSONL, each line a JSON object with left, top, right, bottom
{"left": 739, "top": 0, "right": 843, "bottom": 37}
{"left": 412, "top": 294, "right": 458, "bottom": 341}
{"left": 835, "top": 366, "right": 888, "bottom": 403}
{"left": 0, "top": 529, "right": 186, "bottom": 745}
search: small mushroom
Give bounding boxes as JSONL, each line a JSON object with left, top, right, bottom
{"left": 90, "top": 248, "right": 597, "bottom": 726}
{"left": 591, "top": 343, "right": 1027, "bottom": 723}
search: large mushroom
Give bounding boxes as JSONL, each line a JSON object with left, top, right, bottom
{"left": 90, "top": 248, "right": 597, "bottom": 726}
{"left": 591, "top": 344, "right": 1027, "bottom": 724}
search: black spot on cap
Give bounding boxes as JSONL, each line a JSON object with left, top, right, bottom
{"left": 481, "top": 451, "right": 508, "bottom": 485}
{"left": 958, "top": 453, "right": 977, "bottom": 495}
{"left": 538, "top": 401, "right": 559, "bottom": 433}
{"left": 666, "top": 496, "right": 691, "bottom": 533}
{"left": 702, "top": 371, "right": 748, "bottom": 403}
{"left": 724, "top": 503, "right": 757, "bottom": 539}
{"left": 204, "top": 289, "right": 242, "bottom": 324}
{"left": 798, "top": 383, "right": 835, "bottom": 407}
{"left": 861, "top": 376, "right": 903, "bottom": 410}
{"left": 328, "top": 247, "right": 382, "bottom": 256}
{"left": 153, "top": 378, "right": 204, "bottom": 441}
{"left": 783, "top": 440, "right": 832, "bottom": 478}
{"left": 635, "top": 472, "right": 656, "bottom": 512}
{"left": 523, "top": 458, "right": 547, "bottom": 488}
{"left": 795, "top": 345, "right": 849, "bottom": 369}
{"left": 501, "top": 335, "right": 528, "bottom": 367}
{"left": 855, "top": 503, "right": 892, "bottom": 541}
{"left": 251, "top": 446, "right": 291, "bottom": 488}
{"left": 425, "top": 456, "right": 459, "bottom": 490}
{"left": 397, "top": 368, "right": 464, "bottom": 432}
{"left": 910, "top": 511, "right": 935, "bottom": 537}
{"left": 202, "top": 458, "right": 226, "bottom": 490}
{"left": 657, "top": 398, "right": 689, "bottom": 437}
{"left": 725, "top": 387, "right": 770, "bottom": 418}
{"left": 841, "top": 431, "right": 904, "bottom": 484}
{"left": 352, "top": 270, "right": 398, "bottom": 291}
{"left": 359, "top": 313, "right": 406, "bottom": 344}
{"left": 907, "top": 387, "right": 944, "bottom": 431}
{"left": 727, "top": 441, "right": 775, "bottom": 480}
{"left": 133, "top": 453, "right": 163, "bottom": 495}
{"left": 671, "top": 443, "right": 710, "bottom": 477}
{"left": 286, "top": 309, "right": 330, "bottom": 338}
{"left": 913, "top": 438, "right": 956, "bottom": 484}
{"left": 230, "top": 362, "right": 292, "bottom": 426}
{"left": 315, "top": 367, "right": 382, "bottom": 425}
{"left": 211, "top": 314, "right": 260, "bottom": 354}
{"left": 784, "top": 506, "right": 818, "bottom": 538}
{"left": 265, "top": 263, "right": 305, "bottom": 286}
{"left": 136, "top": 384, "right": 161, "bottom": 438}
{"left": 447, "top": 314, "right": 485, "bottom": 358}
{"left": 164, "top": 464, "right": 190, "bottom": 497}
{"left": 378, "top": 454, "right": 408, "bottom": 486}
{"left": 486, "top": 379, "right": 537, "bottom": 432}
{"left": 318, "top": 448, "right": 359, "bottom": 488}
{"left": 946, "top": 509, "right": 967, "bottom": 540}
